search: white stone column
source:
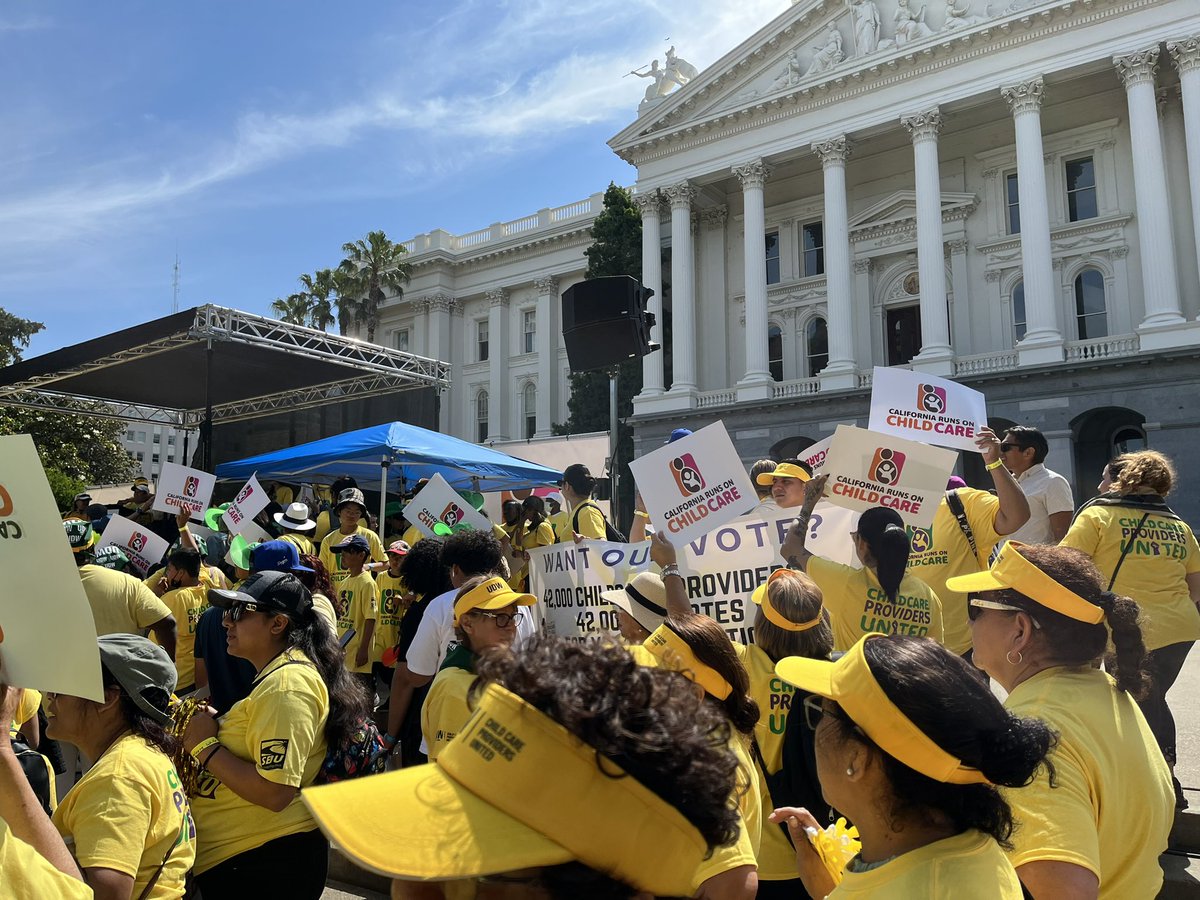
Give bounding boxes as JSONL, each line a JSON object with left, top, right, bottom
{"left": 901, "top": 109, "right": 954, "bottom": 373}
{"left": 633, "top": 191, "right": 665, "bottom": 397}
{"left": 733, "top": 160, "right": 774, "bottom": 400}
{"left": 533, "top": 277, "right": 558, "bottom": 437}
{"left": 485, "top": 289, "right": 510, "bottom": 441}
{"left": 1115, "top": 49, "right": 1187, "bottom": 340}
{"left": 1001, "top": 77, "right": 1065, "bottom": 364}
{"left": 424, "top": 294, "right": 457, "bottom": 435}
{"left": 812, "top": 137, "right": 858, "bottom": 390}
{"left": 664, "top": 182, "right": 698, "bottom": 398}
{"left": 1169, "top": 37, "right": 1200, "bottom": 297}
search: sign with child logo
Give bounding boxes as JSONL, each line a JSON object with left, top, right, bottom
{"left": 407, "top": 473, "right": 490, "bottom": 539}
{"left": 629, "top": 421, "right": 756, "bottom": 547}
{"left": 153, "top": 462, "right": 216, "bottom": 518}
{"left": 221, "top": 473, "right": 271, "bottom": 536}
{"left": 821, "top": 425, "right": 956, "bottom": 528}
{"left": 96, "top": 513, "right": 171, "bottom": 577}
{"left": 867, "top": 367, "right": 988, "bottom": 453}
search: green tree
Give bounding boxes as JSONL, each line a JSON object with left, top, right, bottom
{"left": 270, "top": 293, "right": 313, "bottom": 325}
{"left": 0, "top": 405, "right": 141, "bottom": 497}
{"left": 0, "top": 307, "right": 45, "bottom": 367}
{"left": 299, "top": 269, "right": 339, "bottom": 332}
{"left": 337, "top": 230, "right": 412, "bottom": 342}
{"left": 553, "top": 183, "right": 646, "bottom": 529}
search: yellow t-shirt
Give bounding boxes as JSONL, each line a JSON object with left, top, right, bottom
{"left": 143, "top": 565, "right": 225, "bottom": 591}
{"left": 905, "top": 489, "right": 1002, "bottom": 654}
{"left": 693, "top": 732, "right": 762, "bottom": 890}
{"left": 421, "top": 667, "right": 477, "bottom": 763}
{"left": 53, "top": 734, "right": 195, "bottom": 899}
{"left": 153, "top": 584, "right": 208, "bottom": 689}
{"left": 311, "top": 592, "right": 338, "bottom": 633}
{"left": 830, "top": 830, "right": 1023, "bottom": 897}
{"left": 318, "top": 527, "right": 387, "bottom": 590}
{"left": 334, "top": 570, "right": 378, "bottom": 674}
{"left": 1061, "top": 504, "right": 1200, "bottom": 652}
{"left": 1003, "top": 666, "right": 1172, "bottom": 898}
{"left": 278, "top": 531, "right": 315, "bottom": 558}
{"left": 548, "top": 509, "right": 571, "bottom": 543}
{"left": 78, "top": 565, "right": 172, "bottom": 636}
{"left": 374, "top": 570, "right": 408, "bottom": 664}
{"left": 312, "top": 509, "right": 334, "bottom": 544}
{"left": 401, "top": 524, "right": 423, "bottom": 549}
{"left": 510, "top": 521, "right": 556, "bottom": 589}
{"left": 0, "top": 816, "right": 93, "bottom": 900}
{"left": 807, "top": 558, "right": 944, "bottom": 650}
{"left": 190, "top": 648, "right": 329, "bottom": 874}
{"left": 11, "top": 688, "right": 41, "bottom": 734}
{"left": 565, "top": 501, "right": 607, "bottom": 541}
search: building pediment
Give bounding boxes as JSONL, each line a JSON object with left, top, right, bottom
{"left": 849, "top": 190, "right": 977, "bottom": 237}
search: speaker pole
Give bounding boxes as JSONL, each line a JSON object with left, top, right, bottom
{"left": 608, "top": 366, "right": 619, "bottom": 526}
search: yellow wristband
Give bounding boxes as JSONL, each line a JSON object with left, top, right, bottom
{"left": 190, "top": 736, "right": 219, "bottom": 761}
{"left": 985, "top": 459, "right": 1005, "bottom": 471}
{"left": 634, "top": 510, "right": 650, "bottom": 519}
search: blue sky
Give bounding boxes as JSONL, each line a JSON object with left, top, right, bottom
{"left": 0, "top": 1, "right": 784, "bottom": 356}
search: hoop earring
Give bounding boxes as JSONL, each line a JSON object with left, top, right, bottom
{"left": 1006, "top": 649, "right": 1023, "bottom": 666}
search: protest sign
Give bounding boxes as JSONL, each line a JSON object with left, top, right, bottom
{"left": 821, "top": 425, "right": 957, "bottom": 528}
{"left": 867, "top": 366, "right": 988, "bottom": 453}
{"left": 406, "top": 473, "right": 491, "bottom": 539}
{"left": 152, "top": 462, "right": 216, "bottom": 518}
{"left": 222, "top": 474, "right": 271, "bottom": 536}
{"left": 799, "top": 435, "right": 834, "bottom": 472}
{"left": 0, "top": 435, "right": 105, "bottom": 701}
{"left": 628, "top": 422, "right": 756, "bottom": 547}
{"left": 96, "top": 514, "right": 171, "bottom": 577}
{"left": 528, "top": 505, "right": 858, "bottom": 645}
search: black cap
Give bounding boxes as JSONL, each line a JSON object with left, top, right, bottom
{"left": 209, "top": 570, "right": 313, "bottom": 618}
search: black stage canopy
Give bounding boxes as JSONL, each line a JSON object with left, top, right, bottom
{"left": 0, "top": 305, "right": 451, "bottom": 468}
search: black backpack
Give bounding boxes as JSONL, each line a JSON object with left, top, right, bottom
{"left": 10, "top": 736, "right": 55, "bottom": 815}
{"left": 572, "top": 501, "right": 627, "bottom": 543}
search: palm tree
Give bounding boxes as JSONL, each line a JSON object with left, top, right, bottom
{"left": 299, "top": 269, "right": 338, "bottom": 332}
{"left": 337, "top": 230, "right": 412, "bottom": 343}
{"left": 331, "top": 267, "right": 361, "bottom": 337}
{"left": 271, "top": 293, "right": 312, "bottom": 326}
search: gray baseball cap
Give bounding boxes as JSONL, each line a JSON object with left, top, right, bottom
{"left": 97, "top": 633, "right": 177, "bottom": 726}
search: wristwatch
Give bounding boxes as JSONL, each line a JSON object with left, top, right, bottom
{"left": 661, "top": 563, "right": 682, "bottom": 580}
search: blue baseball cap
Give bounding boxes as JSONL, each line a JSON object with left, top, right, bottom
{"left": 330, "top": 534, "right": 371, "bottom": 554}
{"left": 250, "top": 539, "right": 315, "bottom": 574}
{"left": 665, "top": 428, "right": 693, "bottom": 444}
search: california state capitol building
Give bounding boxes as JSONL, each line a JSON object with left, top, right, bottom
{"left": 375, "top": 0, "right": 1200, "bottom": 522}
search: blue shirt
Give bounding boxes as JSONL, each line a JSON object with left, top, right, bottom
{"left": 193, "top": 606, "right": 256, "bottom": 714}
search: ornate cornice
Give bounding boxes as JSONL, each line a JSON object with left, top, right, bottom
{"left": 811, "top": 136, "right": 851, "bottom": 167}
{"left": 663, "top": 182, "right": 698, "bottom": 209}
{"left": 422, "top": 294, "right": 458, "bottom": 314}
{"left": 732, "top": 160, "right": 773, "bottom": 189}
{"left": 698, "top": 205, "right": 729, "bottom": 229}
{"left": 632, "top": 191, "right": 662, "bottom": 217}
{"left": 901, "top": 108, "right": 942, "bottom": 142}
{"left": 486, "top": 289, "right": 509, "bottom": 308}
{"left": 534, "top": 276, "right": 559, "bottom": 296}
{"left": 1167, "top": 37, "right": 1200, "bottom": 76}
{"left": 1001, "top": 77, "right": 1044, "bottom": 116}
{"left": 1114, "top": 48, "right": 1159, "bottom": 89}
{"left": 853, "top": 258, "right": 873, "bottom": 274}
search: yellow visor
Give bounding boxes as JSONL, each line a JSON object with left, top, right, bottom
{"left": 453, "top": 576, "right": 536, "bottom": 625}
{"left": 644, "top": 624, "right": 733, "bottom": 700}
{"left": 750, "top": 568, "right": 826, "bottom": 632}
{"left": 302, "top": 683, "right": 707, "bottom": 896}
{"left": 756, "top": 462, "right": 812, "bottom": 485}
{"left": 945, "top": 540, "right": 1104, "bottom": 625}
{"left": 775, "top": 635, "right": 991, "bottom": 785}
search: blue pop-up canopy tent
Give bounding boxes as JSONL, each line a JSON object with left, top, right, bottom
{"left": 215, "top": 421, "right": 562, "bottom": 529}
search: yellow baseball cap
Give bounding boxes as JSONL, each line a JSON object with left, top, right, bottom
{"left": 453, "top": 576, "right": 536, "bottom": 625}
{"left": 750, "top": 568, "right": 826, "bottom": 632}
{"left": 776, "top": 635, "right": 991, "bottom": 785}
{"left": 945, "top": 540, "right": 1105, "bottom": 624}
{"left": 302, "top": 682, "right": 708, "bottom": 895}
{"left": 755, "top": 462, "right": 812, "bottom": 485}
{"left": 644, "top": 624, "right": 732, "bottom": 700}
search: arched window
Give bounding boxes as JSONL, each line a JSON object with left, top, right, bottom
{"left": 1112, "top": 425, "right": 1146, "bottom": 455}
{"left": 1012, "top": 281, "right": 1026, "bottom": 343}
{"left": 768, "top": 325, "right": 784, "bottom": 382}
{"left": 1074, "top": 269, "right": 1108, "bottom": 339}
{"left": 807, "top": 317, "right": 829, "bottom": 376}
{"left": 523, "top": 383, "right": 537, "bottom": 440}
{"left": 476, "top": 390, "right": 489, "bottom": 443}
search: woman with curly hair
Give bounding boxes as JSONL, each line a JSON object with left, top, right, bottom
{"left": 1061, "top": 449, "right": 1199, "bottom": 805}
{"left": 953, "top": 542, "right": 1172, "bottom": 898}
{"left": 770, "top": 633, "right": 1055, "bottom": 898}
{"left": 47, "top": 634, "right": 195, "bottom": 899}
{"left": 302, "top": 635, "right": 743, "bottom": 898}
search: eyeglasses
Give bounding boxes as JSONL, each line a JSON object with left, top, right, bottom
{"left": 998, "top": 442, "right": 1022, "bottom": 453}
{"left": 801, "top": 694, "right": 825, "bottom": 731}
{"left": 225, "top": 601, "right": 267, "bottom": 622}
{"left": 967, "top": 596, "right": 1041, "bottom": 629}
{"left": 471, "top": 610, "right": 524, "bottom": 628}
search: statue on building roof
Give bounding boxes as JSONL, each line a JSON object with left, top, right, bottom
{"left": 940, "top": 0, "right": 989, "bottom": 30}
{"left": 893, "top": 0, "right": 934, "bottom": 44}
{"left": 772, "top": 50, "right": 805, "bottom": 90}
{"left": 631, "top": 47, "right": 695, "bottom": 110}
{"left": 806, "top": 27, "right": 845, "bottom": 76}
{"left": 665, "top": 46, "right": 697, "bottom": 85}
{"left": 846, "top": 0, "right": 882, "bottom": 55}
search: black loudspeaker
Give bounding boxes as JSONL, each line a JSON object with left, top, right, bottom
{"left": 561, "top": 275, "right": 659, "bottom": 373}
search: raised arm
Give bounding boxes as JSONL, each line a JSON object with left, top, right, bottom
{"left": 779, "top": 474, "right": 828, "bottom": 571}
{"left": 977, "top": 427, "right": 1030, "bottom": 536}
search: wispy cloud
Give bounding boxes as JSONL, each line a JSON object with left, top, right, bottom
{"left": 0, "top": 15, "right": 52, "bottom": 34}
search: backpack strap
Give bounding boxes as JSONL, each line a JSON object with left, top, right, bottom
{"left": 1107, "top": 510, "right": 1151, "bottom": 592}
{"left": 135, "top": 808, "right": 192, "bottom": 900}
{"left": 945, "top": 489, "right": 979, "bottom": 561}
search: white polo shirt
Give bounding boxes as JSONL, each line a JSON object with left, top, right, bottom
{"left": 1004, "top": 463, "right": 1075, "bottom": 545}
{"left": 405, "top": 587, "right": 539, "bottom": 679}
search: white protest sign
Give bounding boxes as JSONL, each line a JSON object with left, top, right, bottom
{"left": 0, "top": 436, "right": 104, "bottom": 701}
{"left": 799, "top": 435, "right": 835, "bottom": 472}
{"left": 222, "top": 474, "right": 271, "bottom": 536}
{"left": 629, "top": 421, "right": 756, "bottom": 547}
{"left": 406, "top": 473, "right": 491, "bottom": 538}
{"left": 821, "top": 425, "right": 957, "bottom": 528}
{"left": 528, "top": 505, "right": 859, "bottom": 644}
{"left": 151, "top": 462, "right": 216, "bottom": 518}
{"left": 96, "top": 514, "right": 171, "bottom": 577}
{"left": 867, "top": 366, "right": 988, "bottom": 452}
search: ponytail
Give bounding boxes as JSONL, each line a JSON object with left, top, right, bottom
{"left": 1097, "top": 591, "right": 1153, "bottom": 700}
{"left": 857, "top": 506, "right": 910, "bottom": 602}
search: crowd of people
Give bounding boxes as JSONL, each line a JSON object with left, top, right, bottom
{"left": 1, "top": 423, "right": 1195, "bottom": 898}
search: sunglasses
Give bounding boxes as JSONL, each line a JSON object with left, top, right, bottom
{"left": 471, "top": 610, "right": 524, "bottom": 628}
{"left": 998, "top": 442, "right": 1022, "bottom": 453}
{"left": 967, "top": 596, "right": 1041, "bottom": 629}
{"left": 225, "top": 601, "right": 269, "bottom": 622}
{"left": 801, "top": 694, "right": 825, "bottom": 731}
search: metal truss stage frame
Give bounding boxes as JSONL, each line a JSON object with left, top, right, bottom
{"left": 0, "top": 305, "right": 451, "bottom": 467}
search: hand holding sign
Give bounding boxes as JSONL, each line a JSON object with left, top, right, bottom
{"left": 868, "top": 367, "right": 988, "bottom": 453}
{"left": 152, "top": 462, "right": 216, "bottom": 519}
